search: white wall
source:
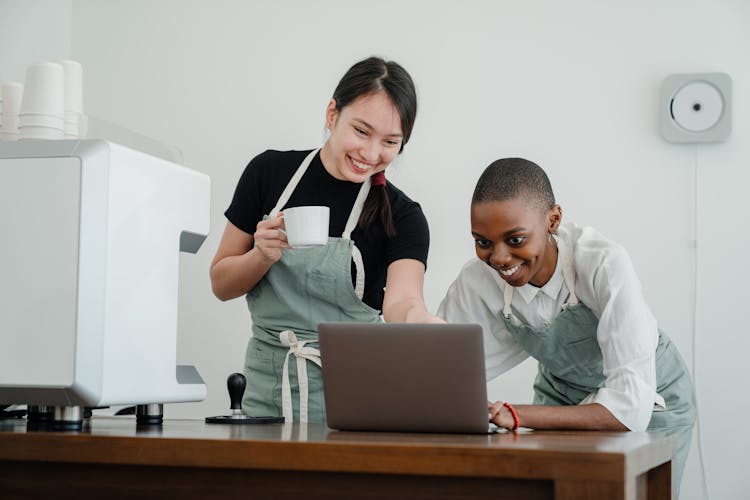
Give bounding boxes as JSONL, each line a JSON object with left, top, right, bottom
{"left": 0, "top": 0, "right": 72, "bottom": 82}
{"left": 4, "top": 1, "right": 748, "bottom": 498}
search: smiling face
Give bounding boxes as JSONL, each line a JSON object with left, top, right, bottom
{"left": 319, "top": 91, "right": 403, "bottom": 183}
{"left": 471, "top": 197, "right": 562, "bottom": 288}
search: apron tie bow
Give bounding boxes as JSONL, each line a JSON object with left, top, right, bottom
{"left": 279, "top": 329, "right": 321, "bottom": 423}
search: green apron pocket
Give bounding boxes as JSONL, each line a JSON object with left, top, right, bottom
{"left": 307, "top": 271, "right": 341, "bottom": 322}
{"left": 243, "top": 343, "right": 281, "bottom": 417}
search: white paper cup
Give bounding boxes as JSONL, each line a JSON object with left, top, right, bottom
{"left": 283, "top": 206, "right": 330, "bottom": 247}
{"left": 19, "top": 113, "right": 64, "bottom": 128}
{"left": 20, "top": 62, "right": 64, "bottom": 116}
{"left": 0, "top": 81, "right": 22, "bottom": 139}
{"left": 58, "top": 59, "right": 83, "bottom": 114}
{"left": 64, "top": 123, "right": 79, "bottom": 137}
{"left": 2, "top": 115, "right": 20, "bottom": 131}
{"left": 64, "top": 111, "right": 82, "bottom": 137}
{"left": 64, "top": 110, "right": 81, "bottom": 121}
{"left": 78, "top": 114, "right": 89, "bottom": 137}
{"left": 0, "top": 131, "right": 19, "bottom": 141}
{"left": 0, "top": 81, "right": 23, "bottom": 120}
{"left": 19, "top": 125, "right": 64, "bottom": 140}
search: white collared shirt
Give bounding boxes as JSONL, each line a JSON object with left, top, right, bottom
{"left": 438, "top": 222, "right": 665, "bottom": 431}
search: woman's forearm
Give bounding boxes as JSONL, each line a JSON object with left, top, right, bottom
{"left": 210, "top": 247, "right": 274, "bottom": 301}
{"left": 382, "top": 259, "right": 443, "bottom": 324}
{"left": 514, "top": 403, "right": 629, "bottom": 431}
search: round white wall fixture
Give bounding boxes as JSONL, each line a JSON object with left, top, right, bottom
{"left": 671, "top": 81, "right": 724, "bottom": 132}
{"left": 660, "top": 73, "right": 731, "bottom": 143}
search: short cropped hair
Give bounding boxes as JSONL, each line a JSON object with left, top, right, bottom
{"left": 471, "top": 158, "right": 555, "bottom": 211}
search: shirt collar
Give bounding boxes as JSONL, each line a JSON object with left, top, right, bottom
{"left": 514, "top": 250, "right": 565, "bottom": 303}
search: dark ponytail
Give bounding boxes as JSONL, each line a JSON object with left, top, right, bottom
{"left": 331, "top": 56, "right": 417, "bottom": 237}
{"left": 360, "top": 182, "right": 394, "bottom": 236}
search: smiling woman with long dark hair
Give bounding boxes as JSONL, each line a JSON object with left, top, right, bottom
{"left": 210, "top": 56, "right": 442, "bottom": 425}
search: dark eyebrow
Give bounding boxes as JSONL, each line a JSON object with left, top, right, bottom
{"left": 472, "top": 227, "right": 526, "bottom": 240}
{"left": 503, "top": 226, "right": 526, "bottom": 237}
{"left": 352, "top": 118, "right": 403, "bottom": 138}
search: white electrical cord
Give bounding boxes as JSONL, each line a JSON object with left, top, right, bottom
{"left": 692, "top": 144, "right": 710, "bottom": 500}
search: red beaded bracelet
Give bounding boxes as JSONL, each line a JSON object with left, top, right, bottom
{"left": 503, "top": 402, "right": 519, "bottom": 432}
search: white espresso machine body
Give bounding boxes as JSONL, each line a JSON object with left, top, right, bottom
{"left": 0, "top": 140, "right": 209, "bottom": 410}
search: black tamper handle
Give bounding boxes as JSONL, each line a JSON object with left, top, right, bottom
{"left": 205, "top": 373, "right": 284, "bottom": 424}
{"left": 227, "top": 373, "right": 245, "bottom": 415}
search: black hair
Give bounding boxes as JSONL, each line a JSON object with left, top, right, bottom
{"left": 332, "top": 56, "right": 417, "bottom": 237}
{"left": 472, "top": 158, "right": 555, "bottom": 211}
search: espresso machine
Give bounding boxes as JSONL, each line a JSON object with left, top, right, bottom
{"left": 0, "top": 139, "right": 210, "bottom": 429}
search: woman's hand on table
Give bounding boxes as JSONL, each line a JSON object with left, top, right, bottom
{"left": 488, "top": 400, "right": 514, "bottom": 430}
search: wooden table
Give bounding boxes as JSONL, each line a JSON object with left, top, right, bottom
{"left": 0, "top": 416, "right": 672, "bottom": 499}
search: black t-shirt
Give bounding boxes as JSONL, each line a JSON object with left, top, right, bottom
{"left": 225, "top": 149, "right": 429, "bottom": 311}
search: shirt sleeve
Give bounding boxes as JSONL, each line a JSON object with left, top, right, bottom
{"left": 438, "top": 258, "right": 529, "bottom": 382}
{"left": 575, "top": 231, "right": 662, "bottom": 431}
{"left": 385, "top": 192, "right": 430, "bottom": 268}
{"left": 224, "top": 152, "right": 268, "bottom": 235}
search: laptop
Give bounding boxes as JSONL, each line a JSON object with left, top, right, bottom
{"left": 318, "top": 322, "right": 493, "bottom": 434}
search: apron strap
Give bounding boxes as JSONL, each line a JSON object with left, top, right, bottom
{"left": 343, "top": 177, "right": 371, "bottom": 300}
{"left": 270, "top": 149, "right": 319, "bottom": 216}
{"left": 502, "top": 284, "right": 514, "bottom": 319}
{"left": 268, "top": 148, "right": 370, "bottom": 300}
{"left": 351, "top": 244, "right": 366, "bottom": 300}
{"left": 556, "top": 234, "right": 579, "bottom": 307}
{"left": 342, "top": 177, "right": 371, "bottom": 239}
{"left": 279, "top": 330, "right": 321, "bottom": 423}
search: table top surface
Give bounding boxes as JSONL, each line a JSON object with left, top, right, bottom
{"left": 0, "top": 415, "right": 675, "bottom": 456}
{"left": 0, "top": 415, "right": 663, "bottom": 449}
{"left": 0, "top": 416, "right": 675, "bottom": 482}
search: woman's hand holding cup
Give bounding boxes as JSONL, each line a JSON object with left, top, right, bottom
{"left": 253, "top": 214, "right": 289, "bottom": 264}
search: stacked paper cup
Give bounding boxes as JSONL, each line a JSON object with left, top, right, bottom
{"left": 17, "top": 60, "right": 86, "bottom": 140}
{"left": 19, "top": 61, "right": 65, "bottom": 140}
{"left": 0, "top": 81, "right": 24, "bottom": 141}
{"left": 59, "top": 60, "right": 84, "bottom": 138}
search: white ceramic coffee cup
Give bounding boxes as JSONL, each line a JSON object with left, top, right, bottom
{"left": 282, "top": 206, "right": 330, "bottom": 248}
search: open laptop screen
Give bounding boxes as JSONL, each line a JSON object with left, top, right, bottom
{"left": 318, "top": 322, "right": 490, "bottom": 434}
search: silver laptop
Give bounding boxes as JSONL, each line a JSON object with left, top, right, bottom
{"left": 318, "top": 322, "right": 492, "bottom": 434}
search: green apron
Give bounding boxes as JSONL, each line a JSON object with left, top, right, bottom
{"left": 242, "top": 149, "right": 381, "bottom": 423}
{"left": 501, "top": 238, "right": 695, "bottom": 497}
